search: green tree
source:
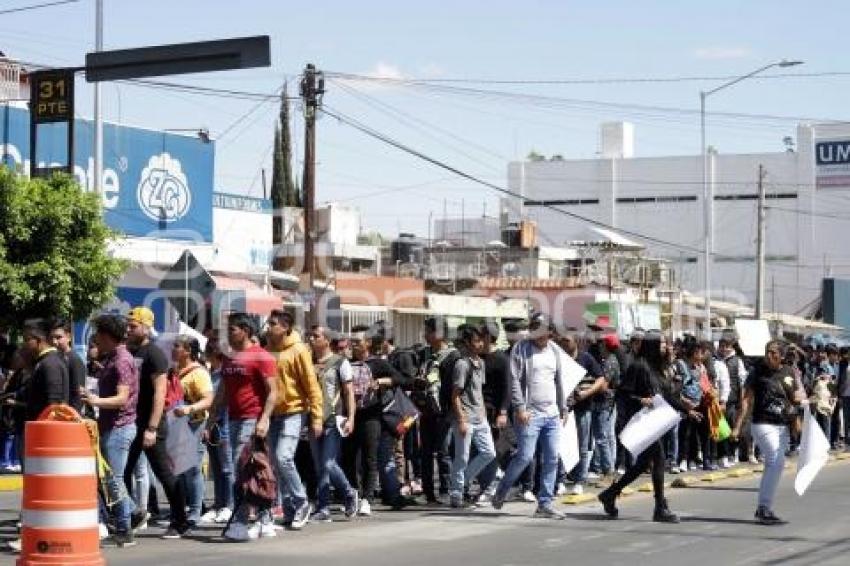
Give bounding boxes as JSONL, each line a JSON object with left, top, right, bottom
{"left": 527, "top": 150, "right": 546, "bottom": 162}
{"left": 0, "top": 169, "right": 128, "bottom": 327}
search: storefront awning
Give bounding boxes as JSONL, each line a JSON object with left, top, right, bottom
{"left": 212, "top": 274, "right": 282, "bottom": 317}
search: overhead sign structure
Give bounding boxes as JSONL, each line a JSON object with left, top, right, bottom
{"left": 28, "top": 69, "right": 75, "bottom": 177}
{"left": 158, "top": 250, "right": 216, "bottom": 324}
{"left": 85, "top": 35, "right": 271, "bottom": 82}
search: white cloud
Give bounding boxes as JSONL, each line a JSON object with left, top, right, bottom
{"left": 365, "top": 61, "right": 406, "bottom": 80}
{"left": 694, "top": 46, "right": 752, "bottom": 60}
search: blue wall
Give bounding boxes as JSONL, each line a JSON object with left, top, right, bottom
{"left": 1, "top": 105, "right": 214, "bottom": 241}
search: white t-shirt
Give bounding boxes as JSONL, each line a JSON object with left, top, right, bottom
{"left": 529, "top": 345, "right": 559, "bottom": 417}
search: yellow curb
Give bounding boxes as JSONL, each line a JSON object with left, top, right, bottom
{"left": 701, "top": 472, "right": 727, "bottom": 482}
{"left": 836, "top": 452, "right": 850, "bottom": 460}
{"left": 727, "top": 468, "right": 754, "bottom": 478}
{"left": 637, "top": 482, "right": 653, "bottom": 492}
{"left": 753, "top": 465, "right": 765, "bottom": 473}
{"left": 0, "top": 475, "right": 23, "bottom": 491}
{"left": 620, "top": 487, "right": 635, "bottom": 496}
{"left": 671, "top": 476, "right": 697, "bottom": 488}
{"left": 561, "top": 493, "right": 596, "bottom": 505}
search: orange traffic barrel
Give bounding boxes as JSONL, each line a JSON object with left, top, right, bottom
{"left": 18, "top": 405, "right": 104, "bottom": 566}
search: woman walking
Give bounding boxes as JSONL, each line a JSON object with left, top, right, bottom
{"left": 731, "top": 340, "right": 803, "bottom": 525}
{"left": 598, "top": 331, "right": 701, "bottom": 523}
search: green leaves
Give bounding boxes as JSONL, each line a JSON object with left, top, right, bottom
{"left": 0, "top": 167, "right": 129, "bottom": 327}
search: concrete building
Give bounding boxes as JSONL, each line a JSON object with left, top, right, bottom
{"left": 504, "top": 121, "right": 850, "bottom": 316}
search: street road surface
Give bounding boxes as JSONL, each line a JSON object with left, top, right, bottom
{"left": 1, "top": 460, "right": 848, "bottom": 565}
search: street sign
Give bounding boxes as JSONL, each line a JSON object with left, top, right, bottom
{"left": 29, "top": 69, "right": 75, "bottom": 177}
{"left": 158, "top": 250, "right": 216, "bottom": 324}
{"left": 85, "top": 35, "right": 271, "bottom": 82}
{"left": 30, "top": 70, "right": 74, "bottom": 123}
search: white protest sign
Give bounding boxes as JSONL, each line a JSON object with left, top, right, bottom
{"left": 620, "top": 394, "right": 681, "bottom": 459}
{"left": 559, "top": 411, "right": 580, "bottom": 474}
{"left": 795, "top": 406, "right": 830, "bottom": 496}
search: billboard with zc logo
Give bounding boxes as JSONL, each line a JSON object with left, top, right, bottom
{"left": 0, "top": 105, "right": 213, "bottom": 241}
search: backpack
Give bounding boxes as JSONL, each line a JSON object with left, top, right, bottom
{"left": 388, "top": 347, "right": 421, "bottom": 383}
{"left": 232, "top": 436, "right": 277, "bottom": 522}
{"left": 350, "top": 361, "right": 380, "bottom": 410}
{"left": 676, "top": 359, "right": 703, "bottom": 404}
{"left": 436, "top": 349, "right": 462, "bottom": 418}
{"left": 164, "top": 365, "right": 196, "bottom": 411}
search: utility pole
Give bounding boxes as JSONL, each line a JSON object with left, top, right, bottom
{"left": 755, "top": 164, "right": 767, "bottom": 319}
{"left": 93, "top": 0, "right": 103, "bottom": 195}
{"left": 300, "top": 63, "right": 324, "bottom": 317}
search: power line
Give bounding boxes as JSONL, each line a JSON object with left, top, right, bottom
{"left": 0, "top": 0, "right": 78, "bottom": 16}
{"left": 321, "top": 104, "right": 707, "bottom": 256}
{"left": 341, "top": 70, "right": 850, "bottom": 86}
{"left": 325, "top": 72, "right": 842, "bottom": 124}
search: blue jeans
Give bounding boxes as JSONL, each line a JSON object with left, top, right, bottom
{"left": 269, "top": 413, "right": 308, "bottom": 517}
{"left": 310, "top": 422, "right": 355, "bottom": 513}
{"left": 101, "top": 423, "right": 137, "bottom": 531}
{"left": 181, "top": 420, "right": 207, "bottom": 523}
{"left": 570, "top": 406, "right": 593, "bottom": 483}
{"left": 590, "top": 404, "right": 614, "bottom": 475}
{"left": 752, "top": 423, "right": 788, "bottom": 510}
{"left": 496, "top": 414, "right": 560, "bottom": 507}
{"left": 207, "top": 418, "right": 234, "bottom": 510}
{"left": 450, "top": 421, "right": 496, "bottom": 497}
{"left": 664, "top": 425, "right": 679, "bottom": 467}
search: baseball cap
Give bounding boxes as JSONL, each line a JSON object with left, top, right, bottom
{"left": 127, "top": 306, "right": 155, "bottom": 328}
{"left": 602, "top": 333, "right": 620, "bottom": 350}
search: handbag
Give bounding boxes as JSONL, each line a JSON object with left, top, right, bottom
{"left": 381, "top": 387, "right": 420, "bottom": 438}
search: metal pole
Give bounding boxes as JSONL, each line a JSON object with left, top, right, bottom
{"left": 701, "top": 91, "right": 711, "bottom": 339}
{"left": 93, "top": 0, "right": 103, "bottom": 195}
{"left": 755, "top": 164, "right": 766, "bottom": 319}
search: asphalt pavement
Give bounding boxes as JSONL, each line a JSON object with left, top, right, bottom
{"left": 1, "top": 458, "right": 849, "bottom": 566}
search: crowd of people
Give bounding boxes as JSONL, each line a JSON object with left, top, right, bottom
{"left": 1, "top": 307, "right": 846, "bottom": 551}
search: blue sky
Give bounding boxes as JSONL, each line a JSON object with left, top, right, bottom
{"left": 2, "top": 0, "right": 848, "bottom": 237}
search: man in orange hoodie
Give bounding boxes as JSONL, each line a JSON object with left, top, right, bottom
{"left": 265, "top": 309, "right": 323, "bottom": 530}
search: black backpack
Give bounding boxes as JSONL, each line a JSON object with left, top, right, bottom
{"left": 437, "top": 349, "right": 462, "bottom": 419}
{"left": 388, "top": 347, "right": 421, "bottom": 383}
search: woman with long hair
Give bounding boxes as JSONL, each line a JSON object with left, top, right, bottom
{"left": 598, "top": 331, "right": 702, "bottom": 523}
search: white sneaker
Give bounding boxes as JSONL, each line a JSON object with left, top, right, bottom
{"left": 569, "top": 483, "right": 584, "bottom": 496}
{"left": 215, "top": 507, "right": 233, "bottom": 524}
{"left": 246, "top": 523, "right": 260, "bottom": 540}
{"left": 679, "top": 461, "right": 689, "bottom": 473}
{"left": 224, "top": 521, "right": 252, "bottom": 542}
{"left": 616, "top": 467, "right": 626, "bottom": 475}
{"left": 7, "top": 539, "right": 20, "bottom": 553}
{"left": 200, "top": 510, "right": 218, "bottom": 524}
{"left": 556, "top": 482, "right": 568, "bottom": 496}
{"left": 358, "top": 499, "right": 372, "bottom": 516}
{"left": 98, "top": 523, "right": 109, "bottom": 540}
{"left": 586, "top": 471, "right": 601, "bottom": 480}
{"left": 495, "top": 468, "right": 505, "bottom": 480}
{"left": 521, "top": 490, "right": 537, "bottom": 503}
{"left": 720, "top": 457, "right": 732, "bottom": 469}
{"left": 475, "top": 493, "right": 492, "bottom": 506}
{"left": 259, "top": 518, "right": 277, "bottom": 538}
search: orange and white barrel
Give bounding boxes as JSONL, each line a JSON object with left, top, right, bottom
{"left": 17, "top": 406, "right": 104, "bottom": 566}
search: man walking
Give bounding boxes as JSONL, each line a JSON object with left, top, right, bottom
{"left": 449, "top": 324, "right": 496, "bottom": 508}
{"left": 264, "top": 309, "right": 323, "bottom": 529}
{"left": 492, "top": 313, "right": 570, "bottom": 519}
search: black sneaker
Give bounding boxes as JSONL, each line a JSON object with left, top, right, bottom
{"left": 130, "top": 510, "right": 149, "bottom": 532}
{"left": 653, "top": 506, "right": 680, "bottom": 524}
{"left": 112, "top": 530, "right": 137, "bottom": 548}
{"left": 161, "top": 522, "right": 193, "bottom": 540}
{"left": 755, "top": 507, "right": 786, "bottom": 525}
{"left": 491, "top": 491, "right": 506, "bottom": 510}
{"left": 533, "top": 505, "right": 566, "bottom": 520}
{"left": 598, "top": 489, "right": 619, "bottom": 519}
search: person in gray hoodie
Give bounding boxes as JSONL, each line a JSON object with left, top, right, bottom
{"left": 491, "top": 313, "right": 569, "bottom": 519}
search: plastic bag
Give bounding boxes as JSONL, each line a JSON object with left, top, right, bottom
{"left": 165, "top": 412, "right": 198, "bottom": 476}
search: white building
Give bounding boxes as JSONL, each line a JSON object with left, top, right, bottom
{"left": 504, "top": 121, "right": 850, "bottom": 315}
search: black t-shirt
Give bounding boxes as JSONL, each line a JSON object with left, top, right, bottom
{"left": 131, "top": 341, "right": 170, "bottom": 426}
{"left": 25, "top": 349, "right": 69, "bottom": 422}
{"left": 747, "top": 363, "right": 796, "bottom": 425}
{"left": 65, "top": 351, "right": 86, "bottom": 412}
{"left": 573, "top": 351, "right": 603, "bottom": 411}
{"left": 482, "top": 350, "right": 511, "bottom": 413}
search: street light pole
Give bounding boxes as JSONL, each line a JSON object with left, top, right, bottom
{"left": 699, "top": 59, "right": 802, "bottom": 339}
{"left": 93, "top": 0, "right": 103, "bottom": 195}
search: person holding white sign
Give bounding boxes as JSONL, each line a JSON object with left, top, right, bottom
{"left": 731, "top": 340, "right": 804, "bottom": 525}
{"left": 599, "top": 332, "right": 698, "bottom": 523}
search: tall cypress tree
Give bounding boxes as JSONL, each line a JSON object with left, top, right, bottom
{"left": 280, "top": 82, "right": 298, "bottom": 207}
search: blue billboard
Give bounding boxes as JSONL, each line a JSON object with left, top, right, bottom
{"left": 0, "top": 105, "right": 213, "bottom": 241}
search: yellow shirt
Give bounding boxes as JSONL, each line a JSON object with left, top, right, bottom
{"left": 180, "top": 365, "right": 214, "bottom": 422}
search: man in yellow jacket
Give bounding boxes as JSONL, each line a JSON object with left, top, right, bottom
{"left": 265, "top": 309, "right": 323, "bottom": 530}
